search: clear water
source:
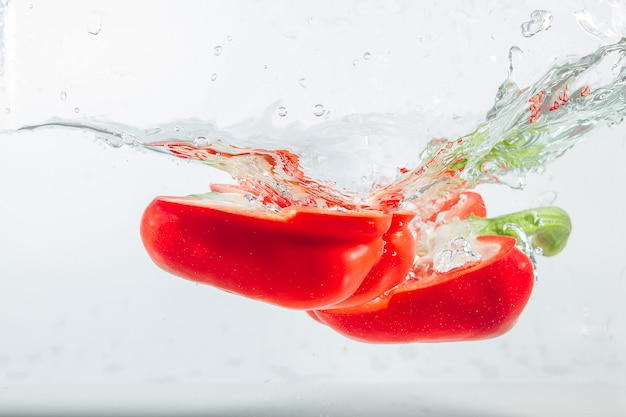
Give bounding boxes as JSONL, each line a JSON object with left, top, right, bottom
{"left": 1, "top": 1, "right": 625, "bottom": 414}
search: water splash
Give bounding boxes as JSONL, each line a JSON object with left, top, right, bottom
{"left": 369, "top": 39, "right": 626, "bottom": 212}
{"left": 8, "top": 40, "right": 626, "bottom": 216}
{"left": 575, "top": 2, "right": 626, "bottom": 43}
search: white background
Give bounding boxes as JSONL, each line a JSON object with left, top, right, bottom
{"left": 0, "top": 0, "right": 625, "bottom": 415}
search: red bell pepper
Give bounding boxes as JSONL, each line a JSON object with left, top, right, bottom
{"left": 140, "top": 187, "right": 571, "bottom": 342}
{"left": 141, "top": 195, "right": 393, "bottom": 309}
{"left": 309, "top": 235, "right": 534, "bottom": 342}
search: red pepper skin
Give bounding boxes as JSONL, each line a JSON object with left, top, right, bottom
{"left": 140, "top": 196, "right": 394, "bottom": 309}
{"left": 309, "top": 235, "right": 534, "bottom": 343}
{"left": 329, "top": 211, "right": 417, "bottom": 308}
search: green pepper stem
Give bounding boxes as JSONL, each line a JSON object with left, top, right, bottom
{"left": 467, "top": 206, "right": 572, "bottom": 256}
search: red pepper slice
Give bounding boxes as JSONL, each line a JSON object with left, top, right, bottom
{"left": 309, "top": 235, "right": 534, "bottom": 343}
{"left": 140, "top": 196, "right": 394, "bottom": 309}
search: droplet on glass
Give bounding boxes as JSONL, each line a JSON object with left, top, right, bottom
{"left": 86, "top": 14, "right": 102, "bottom": 35}
{"left": 213, "top": 46, "right": 223, "bottom": 56}
{"left": 363, "top": 52, "right": 371, "bottom": 60}
{"left": 60, "top": 90, "right": 67, "bottom": 101}
{"left": 298, "top": 78, "right": 307, "bottom": 88}
{"left": 521, "top": 10, "right": 553, "bottom": 38}
{"left": 277, "top": 106, "right": 288, "bottom": 117}
{"left": 210, "top": 73, "right": 217, "bottom": 81}
{"left": 313, "top": 104, "right": 325, "bottom": 117}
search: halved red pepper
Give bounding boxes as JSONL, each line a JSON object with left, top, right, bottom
{"left": 141, "top": 195, "right": 395, "bottom": 309}
{"left": 309, "top": 235, "right": 534, "bottom": 343}
{"left": 140, "top": 187, "right": 570, "bottom": 342}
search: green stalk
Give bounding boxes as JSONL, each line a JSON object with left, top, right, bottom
{"left": 467, "top": 206, "right": 572, "bottom": 256}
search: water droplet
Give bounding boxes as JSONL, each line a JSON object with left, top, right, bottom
{"left": 86, "top": 14, "right": 102, "bottom": 35}
{"left": 521, "top": 10, "right": 553, "bottom": 38}
{"left": 298, "top": 78, "right": 307, "bottom": 88}
{"left": 277, "top": 106, "right": 288, "bottom": 117}
{"left": 313, "top": 104, "right": 325, "bottom": 117}
{"left": 210, "top": 73, "right": 217, "bottom": 81}
{"left": 213, "top": 46, "right": 223, "bottom": 56}
{"left": 363, "top": 52, "right": 371, "bottom": 60}
{"left": 74, "top": 107, "right": 80, "bottom": 113}
{"left": 60, "top": 90, "right": 67, "bottom": 101}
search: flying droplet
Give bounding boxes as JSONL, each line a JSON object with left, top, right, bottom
{"left": 277, "top": 106, "right": 288, "bottom": 117}
{"left": 298, "top": 78, "right": 307, "bottom": 88}
{"left": 313, "top": 104, "right": 325, "bottom": 117}
{"left": 86, "top": 14, "right": 102, "bottom": 35}
{"left": 363, "top": 52, "right": 371, "bottom": 60}
{"left": 213, "top": 46, "right": 223, "bottom": 56}
{"left": 210, "top": 73, "right": 217, "bottom": 81}
{"left": 60, "top": 90, "right": 67, "bottom": 101}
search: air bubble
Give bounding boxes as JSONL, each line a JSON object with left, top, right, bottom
{"left": 313, "top": 104, "right": 325, "bottom": 117}
{"left": 277, "top": 106, "right": 288, "bottom": 117}
{"left": 194, "top": 136, "right": 209, "bottom": 147}
{"left": 450, "top": 237, "right": 471, "bottom": 252}
{"left": 433, "top": 237, "right": 481, "bottom": 273}
{"left": 213, "top": 46, "right": 223, "bottom": 56}
{"left": 363, "top": 52, "right": 371, "bottom": 60}
{"left": 521, "top": 10, "right": 553, "bottom": 38}
{"left": 74, "top": 107, "right": 80, "bottom": 113}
